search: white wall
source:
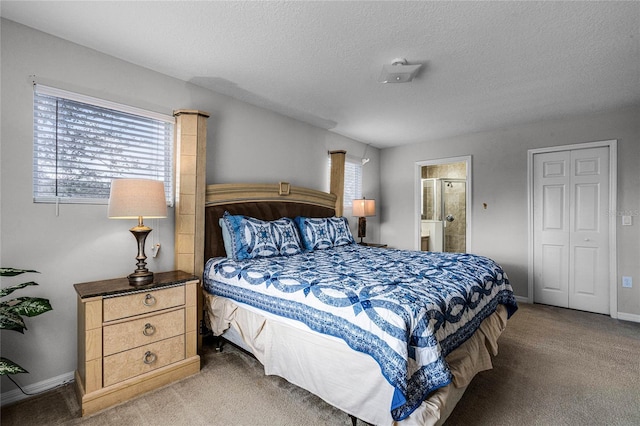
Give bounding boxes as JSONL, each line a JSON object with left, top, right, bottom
{"left": 0, "top": 19, "right": 379, "bottom": 395}
{"left": 380, "top": 107, "right": 640, "bottom": 317}
{"left": 208, "top": 103, "right": 381, "bottom": 242}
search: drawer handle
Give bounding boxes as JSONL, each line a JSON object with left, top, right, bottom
{"left": 143, "top": 351, "right": 157, "bottom": 365}
{"left": 143, "top": 323, "right": 156, "bottom": 336}
{"left": 143, "top": 294, "right": 156, "bottom": 307}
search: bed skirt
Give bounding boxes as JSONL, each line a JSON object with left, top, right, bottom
{"left": 204, "top": 292, "right": 508, "bottom": 426}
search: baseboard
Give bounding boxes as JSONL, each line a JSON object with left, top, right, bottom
{"left": 617, "top": 312, "right": 640, "bottom": 323}
{"left": 514, "top": 295, "right": 530, "bottom": 304}
{"left": 1, "top": 370, "right": 74, "bottom": 407}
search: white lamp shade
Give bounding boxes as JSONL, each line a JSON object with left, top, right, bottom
{"left": 353, "top": 199, "right": 376, "bottom": 217}
{"left": 108, "top": 179, "right": 167, "bottom": 219}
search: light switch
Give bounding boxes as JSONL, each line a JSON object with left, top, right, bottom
{"left": 622, "top": 216, "right": 632, "bottom": 226}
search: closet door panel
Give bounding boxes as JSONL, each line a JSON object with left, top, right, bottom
{"left": 568, "top": 147, "right": 609, "bottom": 314}
{"left": 533, "top": 151, "right": 570, "bottom": 308}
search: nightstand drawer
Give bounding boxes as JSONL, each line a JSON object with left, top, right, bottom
{"left": 103, "top": 309, "right": 185, "bottom": 356}
{"left": 103, "top": 335, "right": 185, "bottom": 387}
{"left": 103, "top": 286, "right": 185, "bottom": 322}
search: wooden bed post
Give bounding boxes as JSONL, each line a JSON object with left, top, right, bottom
{"left": 174, "top": 109, "right": 209, "bottom": 351}
{"left": 329, "top": 150, "right": 346, "bottom": 217}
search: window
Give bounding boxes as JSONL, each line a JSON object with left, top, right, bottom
{"left": 328, "top": 155, "right": 362, "bottom": 208}
{"left": 33, "top": 85, "right": 174, "bottom": 204}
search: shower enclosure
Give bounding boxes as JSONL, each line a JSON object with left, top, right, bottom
{"left": 421, "top": 178, "right": 466, "bottom": 252}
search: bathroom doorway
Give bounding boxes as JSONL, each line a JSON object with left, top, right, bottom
{"left": 415, "top": 157, "right": 471, "bottom": 253}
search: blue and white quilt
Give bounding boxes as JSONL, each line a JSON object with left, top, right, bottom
{"left": 204, "top": 244, "right": 517, "bottom": 421}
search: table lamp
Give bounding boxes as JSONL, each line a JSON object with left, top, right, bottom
{"left": 108, "top": 178, "right": 167, "bottom": 286}
{"left": 352, "top": 198, "right": 376, "bottom": 244}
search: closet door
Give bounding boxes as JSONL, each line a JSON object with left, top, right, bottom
{"left": 569, "top": 147, "right": 609, "bottom": 314}
{"left": 533, "top": 147, "right": 610, "bottom": 314}
{"left": 533, "top": 151, "right": 571, "bottom": 308}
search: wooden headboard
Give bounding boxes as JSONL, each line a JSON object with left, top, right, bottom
{"left": 172, "top": 109, "right": 346, "bottom": 279}
{"left": 204, "top": 183, "right": 337, "bottom": 260}
{"left": 204, "top": 182, "right": 337, "bottom": 262}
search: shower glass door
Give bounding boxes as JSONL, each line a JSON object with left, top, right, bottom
{"left": 442, "top": 179, "right": 466, "bottom": 252}
{"left": 421, "top": 178, "right": 466, "bottom": 252}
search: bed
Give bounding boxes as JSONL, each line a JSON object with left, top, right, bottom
{"left": 198, "top": 182, "right": 517, "bottom": 426}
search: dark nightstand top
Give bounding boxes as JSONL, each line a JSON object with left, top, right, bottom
{"left": 358, "top": 242, "right": 388, "bottom": 248}
{"left": 74, "top": 270, "right": 198, "bottom": 299}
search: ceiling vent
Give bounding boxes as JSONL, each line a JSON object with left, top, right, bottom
{"left": 378, "top": 58, "right": 421, "bottom": 83}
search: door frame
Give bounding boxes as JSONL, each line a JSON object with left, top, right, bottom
{"left": 527, "top": 140, "right": 617, "bottom": 317}
{"left": 414, "top": 156, "right": 472, "bottom": 252}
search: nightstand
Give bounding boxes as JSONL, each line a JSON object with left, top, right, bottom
{"left": 74, "top": 271, "right": 201, "bottom": 416}
{"left": 421, "top": 236, "right": 430, "bottom": 251}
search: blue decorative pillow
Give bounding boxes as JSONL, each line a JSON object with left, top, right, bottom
{"left": 295, "top": 216, "right": 333, "bottom": 251}
{"left": 220, "top": 212, "right": 280, "bottom": 260}
{"left": 327, "top": 216, "right": 356, "bottom": 246}
{"left": 219, "top": 217, "right": 235, "bottom": 258}
{"left": 270, "top": 217, "right": 304, "bottom": 256}
{"left": 295, "top": 216, "right": 355, "bottom": 251}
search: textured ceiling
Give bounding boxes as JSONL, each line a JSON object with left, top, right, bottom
{"left": 2, "top": 1, "right": 639, "bottom": 148}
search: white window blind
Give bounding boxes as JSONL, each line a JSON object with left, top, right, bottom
{"left": 328, "top": 155, "right": 363, "bottom": 208}
{"left": 33, "top": 85, "right": 174, "bottom": 205}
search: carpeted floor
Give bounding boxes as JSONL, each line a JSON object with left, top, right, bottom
{"left": 2, "top": 303, "right": 639, "bottom": 425}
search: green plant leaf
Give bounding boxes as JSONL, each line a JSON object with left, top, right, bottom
{"left": 0, "top": 268, "right": 39, "bottom": 277}
{"left": 0, "top": 357, "right": 28, "bottom": 375}
{"left": 0, "top": 308, "right": 26, "bottom": 332}
{"left": 0, "top": 282, "right": 39, "bottom": 298}
{"left": 0, "top": 268, "right": 51, "bottom": 378}
{"left": 5, "top": 297, "right": 52, "bottom": 317}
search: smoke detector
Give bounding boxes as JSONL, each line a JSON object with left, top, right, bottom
{"left": 378, "top": 58, "right": 422, "bottom": 83}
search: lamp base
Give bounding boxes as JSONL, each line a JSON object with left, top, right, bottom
{"left": 357, "top": 216, "right": 367, "bottom": 244}
{"left": 128, "top": 270, "right": 154, "bottom": 286}
{"left": 128, "top": 223, "right": 154, "bottom": 287}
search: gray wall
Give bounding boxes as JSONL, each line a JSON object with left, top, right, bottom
{"left": 380, "top": 107, "right": 640, "bottom": 315}
{"left": 0, "top": 19, "right": 379, "bottom": 393}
